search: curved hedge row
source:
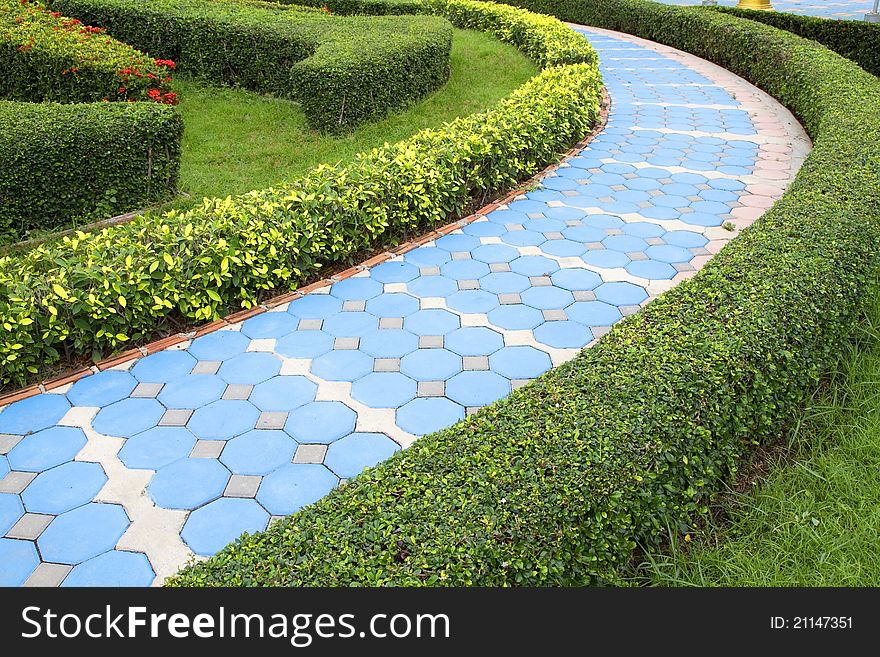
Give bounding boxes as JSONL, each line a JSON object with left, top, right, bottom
{"left": 0, "top": 0, "right": 600, "bottom": 386}
{"left": 0, "top": 0, "right": 181, "bottom": 244}
{"left": 709, "top": 4, "right": 880, "bottom": 78}
{"left": 50, "top": 0, "right": 454, "bottom": 132}
{"left": 168, "top": 1, "right": 880, "bottom": 586}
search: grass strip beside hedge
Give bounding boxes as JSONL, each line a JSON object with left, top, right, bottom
{"left": 0, "top": 0, "right": 181, "bottom": 244}
{"left": 168, "top": 1, "right": 880, "bottom": 586}
{"left": 49, "top": 0, "right": 454, "bottom": 132}
{"left": 0, "top": 0, "right": 600, "bottom": 385}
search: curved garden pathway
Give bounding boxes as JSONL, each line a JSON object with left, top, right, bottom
{"left": 0, "top": 26, "right": 809, "bottom": 586}
{"left": 654, "top": 0, "right": 869, "bottom": 21}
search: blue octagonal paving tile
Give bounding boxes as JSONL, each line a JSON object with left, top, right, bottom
{"left": 487, "top": 304, "right": 544, "bottom": 330}
{"left": 533, "top": 321, "right": 593, "bottom": 349}
{"left": 322, "top": 312, "right": 379, "bottom": 337}
{"left": 626, "top": 260, "right": 676, "bottom": 280}
{"left": 510, "top": 255, "right": 559, "bottom": 277}
{"left": 218, "top": 353, "right": 281, "bottom": 385}
{"left": 38, "top": 503, "right": 129, "bottom": 565}
{"left": 0, "top": 538, "right": 39, "bottom": 586}
{"left": 93, "top": 398, "right": 164, "bottom": 438}
{"left": 489, "top": 346, "right": 552, "bottom": 380}
{"left": 0, "top": 394, "right": 70, "bottom": 435}
{"left": 407, "top": 275, "right": 458, "bottom": 299}
{"left": 445, "top": 327, "right": 504, "bottom": 357}
{"left": 310, "top": 350, "right": 373, "bottom": 382}
{"left": 181, "top": 498, "right": 270, "bottom": 556}
{"left": 434, "top": 233, "right": 481, "bottom": 253}
{"left": 351, "top": 373, "right": 417, "bottom": 409}
{"left": 396, "top": 397, "right": 464, "bottom": 436}
{"left": 221, "top": 430, "right": 298, "bottom": 475}
{"left": 472, "top": 244, "right": 520, "bottom": 264}
{"left": 187, "top": 330, "right": 250, "bottom": 361}
{"left": 365, "top": 293, "right": 420, "bottom": 318}
{"left": 7, "top": 426, "right": 86, "bottom": 473}
{"left": 62, "top": 550, "right": 155, "bottom": 587}
{"left": 480, "top": 272, "right": 530, "bottom": 294}
{"left": 446, "top": 290, "right": 499, "bottom": 314}
{"left": 370, "top": 261, "right": 419, "bottom": 284}
{"left": 400, "top": 349, "right": 462, "bottom": 381}
{"left": 594, "top": 281, "right": 648, "bottom": 306}
{"left": 249, "top": 376, "right": 317, "bottom": 412}
{"left": 403, "top": 246, "right": 451, "bottom": 267}
{"left": 446, "top": 371, "right": 510, "bottom": 407}
{"left": 404, "top": 309, "right": 460, "bottom": 335}
{"left": 130, "top": 351, "right": 197, "bottom": 383}
{"left": 22, "top": 461, "right": 107, "bottom": 515}
{"left": 551, "top": 268, "right": 602, "bottom": 291}
{"left": 441, "top": 260, "right": 490, "bottom": 281}
{"left": 324, "top": 433, "right": 399, "bottom": 479}
{"left": 118, "top": 427, "right": 196, "bottom": 470}
{"left": 275, "top": 330, "right": 334, "bottom": 359}
{"left": 187, "top": 400, "right": 260, "bottom": 440}
{"left": 359, "top": 329, "right": 419, "bottom": 358}
{"left": 240, "top": 312, "right": 300, "bottom": 340}
{"left": 287, "top": 294, "right": 342, "bottom": 319}
{"left": 568, "top": 301, "right": 623, "bottom": 327}
{"left": 285, "top": 401, "right": 356, "bottom": 444}
{"left": 158, "top": 375, "right": 226, "bottom": 409}
{"left": 256, "top": 464, "right": 338, "bottom": 516}
{"left": 330, "top": 278, "right": 384, "bottom": 301}
{"left": 665, "top": 230, "right": 708, "bottom": 248}
{"left": 0, "top": 454, "right": 7, "bottom": 479}
{"left": 0, "top": 493, "right": 24, "bottom": 536}
{"left": 148, "top": 458, "right": 229, "bottom": 510}
{"left": 521, "top": 286, "right": 575, "bottom": 310}
{"left": 645, "top": 244, "right": 693, "bottom": 263}
{"left": 67, "top": 370, "right": 137, "bottom": 407}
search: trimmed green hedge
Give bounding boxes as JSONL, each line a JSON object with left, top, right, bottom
{"left": 709, "top": 4, "right": 880, "bottom": 78}
{"left": 0, "top": 0, "right": 181, "bottom": 244}
{"left": 0, "top": 0, "right": 599, "bottom": 385}
{"left": 168, "top": 1, "right": 880, "bottom": 586}
{"left": 50, "top": 0, "right": 454, "bottom": 132}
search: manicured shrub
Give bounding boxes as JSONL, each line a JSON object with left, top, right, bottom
{"left": 0, "top": 61, "right": 600, "bottom": 384}
{"left": 50, "top": 0, "right": 454, "bottom": 132}
{"left": 168, "top": 1, "right": 880, "bottom": 586}
{"left": 0, "top": 0, "right": 181, "bottom": 244}
{"left": 708, "top": 4, "right": 880, "bottom": 78}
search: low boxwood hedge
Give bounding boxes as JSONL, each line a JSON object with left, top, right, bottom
{"left": 0, "top": 0, "right": 181, "bottom": 244}
{"left": 49, "top": 0, "right": 454, "bottom": 132}
{"left": 708, "top": 4, "right": 880, "bottom": 78}
{"left": 0, "top": 0, "right": 600, "bottom": 385}
{"left": 167, "top": 1, "right": 880, "bottom": 586}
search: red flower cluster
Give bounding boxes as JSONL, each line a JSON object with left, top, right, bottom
{"left": 154, "top": 59, "right": 176, "bottom": 70}
{"left": 147, "top": 87, "right": 178, "bottom": 105}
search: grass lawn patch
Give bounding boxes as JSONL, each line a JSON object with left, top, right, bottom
{"left": 637, "top": 294, "right": 880, "bottom": 587}
{"left": 173, "top": 27, "right": 537, "bottom": 202}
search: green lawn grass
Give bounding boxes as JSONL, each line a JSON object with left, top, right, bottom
{"left": 637, "top": 294, "right": 880, "bottom": 586}
{"left": 173, "top": 27, "right": 538, "bottom": 202}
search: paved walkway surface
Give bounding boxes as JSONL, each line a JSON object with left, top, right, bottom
{"left": 654, "top": 0, "right": 871, "bottom": 20}
{"left": 0, "top": 26, "right": 809, "bottom": 587}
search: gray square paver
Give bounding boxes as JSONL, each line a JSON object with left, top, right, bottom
{"left": 489, "top": 263, "right": 510, "bottom": 273}
{"left": 417, "top": 381, "right": 445, "bottom": 397}
{"left": 543, "top": 309, "right": 567, "bottom": 322}
{"left": 379, "top": 317, "right": 404, "bottom": 330}
{"left": 463, "top": 356, "right": 489, "bottom": 371}
{"left": 0, "top": 434, "right": 23, "bottom": 455}
{"left": 419, "top": 335, "right": 444, "bottom": 349}
{"left": 159, "top": 409, "right": 192, "bottom": 427}
{"left": 529, "top": 276, "right": 552, "bottom": 287}
{"left": 224, "top": 475, "right": 261, "bottom": 498}
{"left": 256, "top": 412, "right": 288, "bottom": 430}
{"left": 293, "top": 444, "right": 327, "bottom": 464}
{"left": 0, "top": 471, "right": 37, "bottom": 494}
{"left": 191, "top": 361, "right": 221, "bottom": 376}
{"left": 451, "top": 252, "right": 471, "bottom": 261}
{"left": 573, "top": 290, "right": 596, "bottom": 302}
{"left": 334, "top": 337, "right": 360, "bottom": 350}
{"left": 342, "top": 300, "right": 366, "bottom": 313}
{"left": 458, "top": 280, "right": 480, "bottom": 290}
{"left": 498, "top": 293, "right": 521, "bottom": 305}
{"left": 223, "top": 384, "right": 253, "bottom": 400}
{"left": 131, "top": 382, "right": 164, "bottom": 398}
{"left": 419, "top": 266, "right": 441, "bottom": 277}
{"left": 6, "top": 513, "right": 54, "bottom": 540}
{"left": 620, "top": 305, "right": 642, "bottom": 316}
{"left": 191, "top": 440, "right": 225, "bottom": 459}
{"left": 374, "top": 358, "right": 401, "bottom": 372}
{"left": 298, "top": 319, "right": 323, "bottom": 331}
{"left": 23, "top": 563, "right": 73, "bottom": 588}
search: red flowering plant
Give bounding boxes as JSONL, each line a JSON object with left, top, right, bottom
{"left": 1, "top": 0, "right": 176, "bottom": 104}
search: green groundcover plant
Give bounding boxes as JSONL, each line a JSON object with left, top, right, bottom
{"left": 167, "top": 0, "right": 880, "bottom": 586}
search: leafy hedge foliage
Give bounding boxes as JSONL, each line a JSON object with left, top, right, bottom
{"left": 168, "top": 1, "right": 880, "bottom": 586}
{"left": 0, "top": 0, "right": 181, "bottom": 244}
{"left": 709, "top": 4, "right": 880, "bottom": 78}
{"left": 1, "top": 0, "right": 173, "bottom": 103}
{"left": 50, "top": 0, "right": 454, "bottom": 132}
{"left": 0, "top": 0, "right": 600, "bottom": 385}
